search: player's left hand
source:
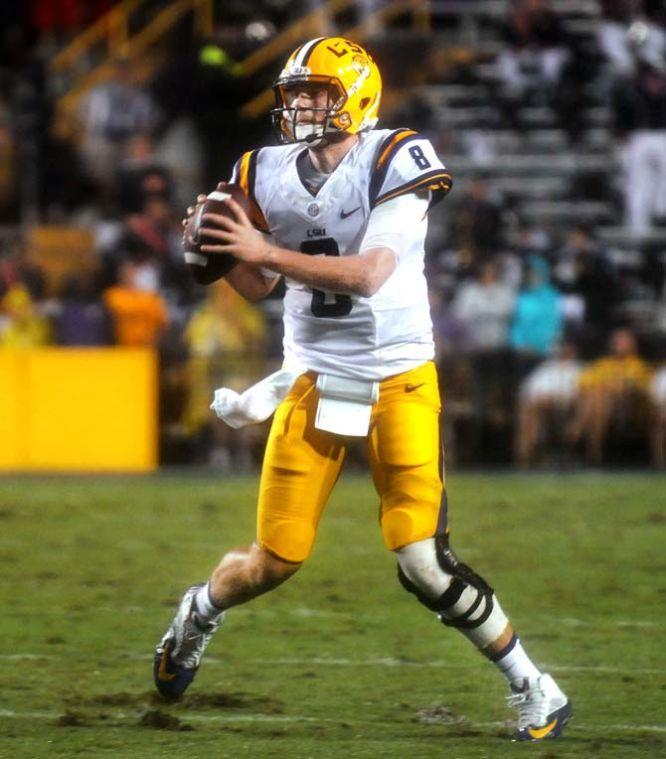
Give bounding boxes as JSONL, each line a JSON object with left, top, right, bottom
{"left": 199, "top": 196, "right": 269, "bottom": 266}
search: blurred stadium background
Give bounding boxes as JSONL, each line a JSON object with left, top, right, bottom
{"left": 1, "top": 0, "right": 666, "bottom": 472}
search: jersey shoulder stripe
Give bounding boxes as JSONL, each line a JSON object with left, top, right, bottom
{"left": 374, "top": 168, "right": 453, "bottom": 208}
{"left": 368, "top": 128, "right": 418, "bottom": 206}
{"left": 375, "top": 128, "right": 418, "bottom": 170}
{"left": 237, "top": 149, "right": 270, "bottom": 233}
{"left": 368, "top": 128, "right": 453, "bottom": 209}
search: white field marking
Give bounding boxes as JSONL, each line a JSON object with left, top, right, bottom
{"left": 0, "top": 653, "right": 51, "bottom": 660}
{"left": 210, "top": 656, "right": 471, "bottom": 668}
{"left": 10, "top": 606, "right": 660, "bottom": 628}
{"left": 0, "top": 710, "right": 54, "bottom": 719}
{"left": 561, "top": 618, "right": 658, "bottom": 629}
{"left": 5, "top": 653, "right": 665, "bottom": 677}
{"left": 164, "top": 713, "right": 320, "bottom": 724}
{"left": 1, "top": 708, "right": 665, "bottom": 734}
{"left": 208, "top": 657, "right": 666, "bottom": 676}
{"left": 226, "top": 607, "right": 278, "bottom": 617}
{"left": 0, "top": 709, "right": 319, "bottom": 724}
{"left": 544, "top": 664, "right": 666, "bottom": 675}
{"left": 291, "top": 607, "right": 347, "bottom": 618}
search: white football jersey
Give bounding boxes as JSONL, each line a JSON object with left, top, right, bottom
{"left": 231, "top": 128, "right": 452, "bottom": 380}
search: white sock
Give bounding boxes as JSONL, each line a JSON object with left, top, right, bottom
{"left": 493, "top": 637, "right": 541, "bottom": 685}
{"left": 194, "top": 582, "right": 224, "bottom": 622}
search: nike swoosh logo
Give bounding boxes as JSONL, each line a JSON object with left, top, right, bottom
{"left": 157, "top": 647, "right": 177, "bottom": 681}
{"left": 527, "top": 718, "right": 558, "bottom": 740}
{"left": 405, "top": 383, "right": 425, "bottom": 393}
{"left": 340, "top": 207, "right": 361, "bottom": 219}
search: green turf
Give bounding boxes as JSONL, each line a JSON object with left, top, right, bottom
{"left": 1, "top": 473, "right": 664, "bottom": 758}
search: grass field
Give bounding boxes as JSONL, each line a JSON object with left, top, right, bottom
{"left": 1, "top": 472, "right": 664, "bottom": 758}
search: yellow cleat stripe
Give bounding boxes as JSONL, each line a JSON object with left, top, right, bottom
{"left": 158, "top": 649, "right": 177, "bottom": 681}
{"left": 528, "top": 718, "right": 558, "bottom": 740}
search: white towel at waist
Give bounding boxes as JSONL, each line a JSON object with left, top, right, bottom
{"left": 210, "top": 368, "right": 302, "bottom": 429}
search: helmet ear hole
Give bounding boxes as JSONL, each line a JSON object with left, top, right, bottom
{"left": 359, "top": 97, "right": 370, "bottom": 110}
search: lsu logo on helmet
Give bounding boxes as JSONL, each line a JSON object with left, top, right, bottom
{"left": 271, "top": 37, "right": 382, "bottom": 144}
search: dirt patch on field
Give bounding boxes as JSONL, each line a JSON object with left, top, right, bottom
{"left": 138, "top": 709, "right": 194, "bottom": 731}
{"left": 68, "top": 689, "right": 284, "bottom": 713}
{"left": 415, "top": 704, "right": 467, "bottom": 726}
{"left": 185, "top": 691, "right": 285, "bottom": 712}
{"left": 198, "top": 501, "right": 218, "bottom": 517}
{"left": 54, "top": 710, "right": 90, "bottom": 727}
{"left": 67, "top": 691, "right": 153, "bottom": 708}
{"left": 35, "top": 570, "right": 60, "bottom": 580}
{"left": 449, "top": 727, "right": 486, "bottom": 738}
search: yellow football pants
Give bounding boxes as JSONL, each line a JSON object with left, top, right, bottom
{"left": 256, "top": 361, "right": 446, "bottom": 563}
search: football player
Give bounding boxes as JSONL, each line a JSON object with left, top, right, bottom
{"left": 154, "top": 36, "right": 571, "bottom": 741}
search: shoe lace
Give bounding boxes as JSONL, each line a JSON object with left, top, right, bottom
{"left": 507, "top": 682, "right": 548, "bottom": 729}
{"left": 171, "top": 592, "right": 222, "bottom": 669}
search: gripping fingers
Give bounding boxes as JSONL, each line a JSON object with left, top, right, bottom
{"left": 202, "top": 212, "right": 236, "bottom": 230}
{"left": 186, "top": 195, "right": 207, "bottom": 217}
{"left": 199, "top": 225, "right": 231, "bottom": 242}
{"left": 200, "top": 244, "right": 234, "bottom": 254}
{"left": 182, "top": 208, "right": 194, "bottom": 227}
{"left": 222, "top": 196, "right": 249, "bottom": 225}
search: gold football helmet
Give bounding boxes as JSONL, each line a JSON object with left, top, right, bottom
{"left": 271, "top": 37, "right": 382, "bottom": 145}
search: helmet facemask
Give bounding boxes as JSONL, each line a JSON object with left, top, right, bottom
{"left": 270, "top": 76, "right": 348, "bottom": 146}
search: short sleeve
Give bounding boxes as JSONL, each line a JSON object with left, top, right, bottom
{"left": 359, "top": 192, "right": 428, "bottom": 260}
{"left": 369, "top": 129, "right": 453, "bottom": 210}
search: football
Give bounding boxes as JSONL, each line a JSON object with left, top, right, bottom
{"left": 183, "top": 183, "right": 250, "bottom": 284}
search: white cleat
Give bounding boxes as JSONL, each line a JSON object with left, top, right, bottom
{"left": 153, "top": 584, "right": 224, "bottom": 699}
{"left": 508, "top": 673, "right": 572, "bottom": 741}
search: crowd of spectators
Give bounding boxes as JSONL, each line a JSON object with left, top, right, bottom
{"left": 427, "top": 212, "right": 666, "bottom": 467}
{"left": 1, "top": 0, "right": 666, "bottom": 467}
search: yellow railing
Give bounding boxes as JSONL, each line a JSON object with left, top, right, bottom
{"left": 50, "top": 0, "right": 143, "bottom": 72}
{"left": 50, "top": 0, "right": 432, "bottom": 128}
{"left": 240, "top": 0, "right": 431, "bottom": 120}
{"left": 51, "top": 0, "right": 213, "bottom": 72}
{"left": 51, "top": 0, "right": 213, "bottom": 120}
{"left": 127, "top": 0, "right": 212, "bottom": 61}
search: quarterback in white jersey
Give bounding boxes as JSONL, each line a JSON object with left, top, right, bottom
{"left": 230, "top": 128, "right": 446, "bottom": 379}
{"left": 154, "top": 36, "right": 571, "bottom": 742}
